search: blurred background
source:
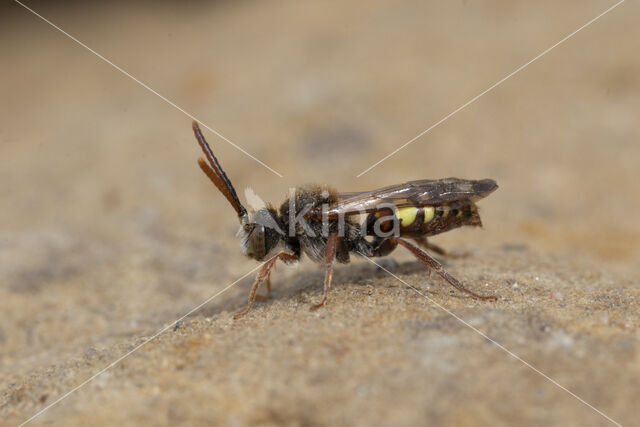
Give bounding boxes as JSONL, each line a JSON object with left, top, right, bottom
{"left": 1, "top": 1, "right": 638, "bottom": 425}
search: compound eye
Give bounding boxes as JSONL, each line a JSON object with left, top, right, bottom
{"left": 249, "top": 224, "right": 266, "bottom": 260}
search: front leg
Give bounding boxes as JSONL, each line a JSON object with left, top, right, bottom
{"left": 255, "top": 273, "right": 272, "bottom": 302}
{"left": 310, "top": 232, "right": 338, "bottom": 310}
{"left": 234, "top": 252, "right": 298, "bottom": 319}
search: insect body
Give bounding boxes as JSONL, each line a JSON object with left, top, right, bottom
{"left": 192, "top": 122, "right": 498, "bottom": 319}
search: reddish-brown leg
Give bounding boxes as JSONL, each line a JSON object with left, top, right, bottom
{"left": 413, "top": 237, "right": 469, "bottom": 259}
{"left": 310, "top": 232, "right": 338, "bottom": 311}
{"left": 265, "top": 274, "right": 271, "bottom": 297}
{"left": 255, "top": 273, "right": 272, "bottom": 301}
{"left": 234, "top": 253, "right": 298, "bottom": 319}
{"left": 397, "top": 238, "right": 497, "bottom": 301}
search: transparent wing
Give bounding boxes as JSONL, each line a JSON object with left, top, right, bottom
{"left": 318, "top": 178, "right": 497, "bottom": 218}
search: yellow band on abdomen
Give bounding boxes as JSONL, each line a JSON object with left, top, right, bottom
{"left": 397, "top": 207, "right": 418, "bottom": 226}
{"left": 423, "top": 206, "right": 435, "bottom": 222}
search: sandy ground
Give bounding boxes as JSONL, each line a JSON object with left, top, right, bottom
{"left": 1, "top": 1, "right": 639, "bottom": 426}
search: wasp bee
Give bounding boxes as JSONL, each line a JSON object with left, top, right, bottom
{"left": 192, "top": 122, "right": 498, "bottom": 319}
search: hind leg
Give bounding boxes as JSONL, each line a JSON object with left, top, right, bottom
{"left": 372, "top": 237, "right": 432, "bottom": 278}
{"left": 413, "top": 237, "right": 469, "bottom": 259}
{"left": 397, "top": 238, "right": 496, "bottom": 301}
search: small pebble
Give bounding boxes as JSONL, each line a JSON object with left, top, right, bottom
{"left": 173, "top": 320, "right": 184, "bottom": 331}
{"left": 550, "top": 291, "right": 563, "bottom": 300}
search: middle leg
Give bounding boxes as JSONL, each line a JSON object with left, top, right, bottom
{"left": 310, "top": 232, "right": 338, "bottom": 310}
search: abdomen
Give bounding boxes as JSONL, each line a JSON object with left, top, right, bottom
{"left": 365, "top": 201, "right": 482, "bottom": 238}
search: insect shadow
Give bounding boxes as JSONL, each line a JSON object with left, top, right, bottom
{"left": 191, "top": 256, "right": 464, "bottom": 319}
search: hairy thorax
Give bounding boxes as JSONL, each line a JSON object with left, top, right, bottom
{"left": 279, "top": 186, "right": 367, "bottom": 263}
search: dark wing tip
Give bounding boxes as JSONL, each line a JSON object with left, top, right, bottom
{"left": 475, "top": 179, "right": 498, "bottom": 197}
{"left": 479, "top": 178, "right": 498, "bottom": 188}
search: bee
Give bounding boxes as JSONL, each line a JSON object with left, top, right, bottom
{"left": 192, "top": 122, "right": 498, "bottom": 319}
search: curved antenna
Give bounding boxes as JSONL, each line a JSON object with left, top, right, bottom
{"left": 193, "top": 121, "right": 247, "bottom": 219}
